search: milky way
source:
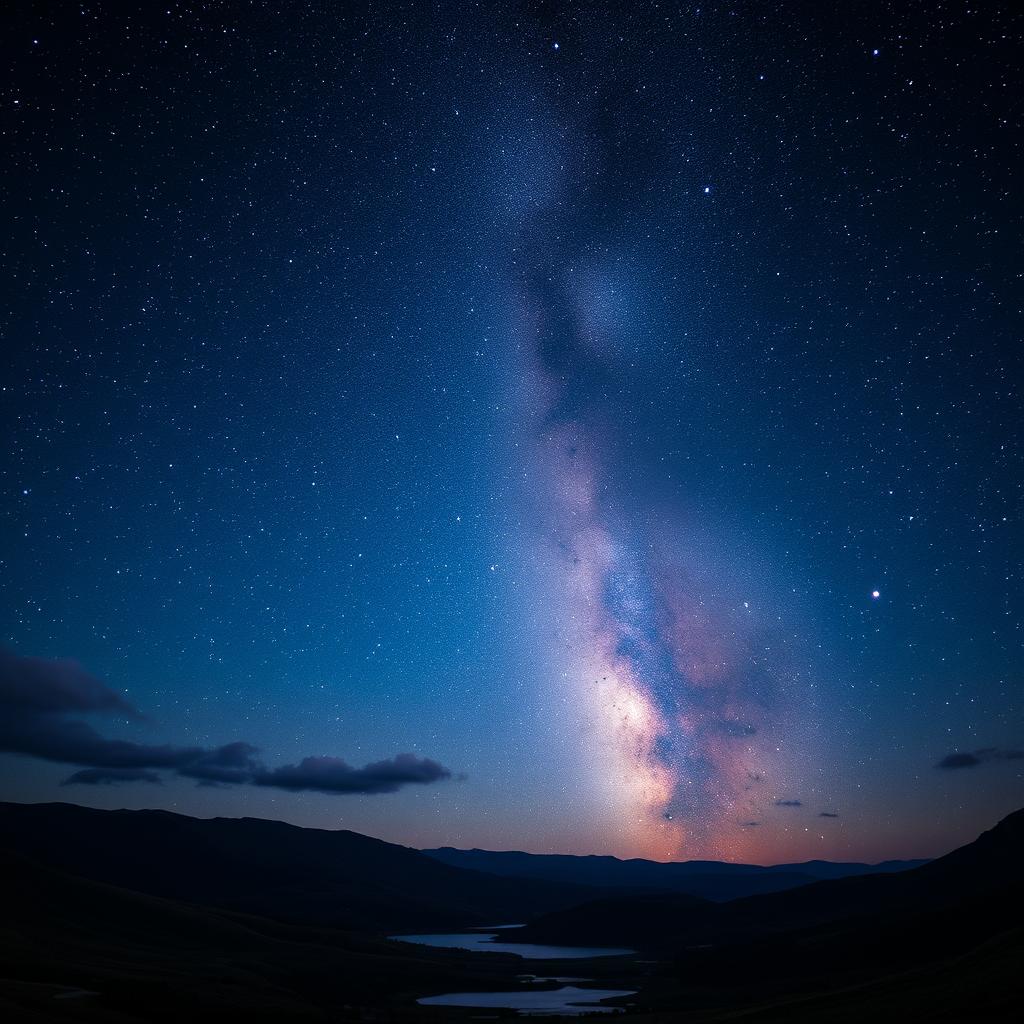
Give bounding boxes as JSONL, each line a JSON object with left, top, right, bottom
{"left": 2, "top": 3, "right": 1020, "bottom": 865}
{"left": 507, "top": 154, "right": 819, "bottom": 860}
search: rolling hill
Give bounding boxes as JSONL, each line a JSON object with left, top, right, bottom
{"left": 0, "top": 845, "right": 521, "bottom": 1022}
{"left": 0, "top": 800, "right": 596, "bottom": 934}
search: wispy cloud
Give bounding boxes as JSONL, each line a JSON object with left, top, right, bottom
{"left": 1, "top": 648, "right": 456, "bottom": 796}
{"left": 936, "top": 747, "right": 1023, "bottom": 770}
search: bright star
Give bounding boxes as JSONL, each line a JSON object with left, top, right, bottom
{"left": 872, "top": 590, "right": 880, "bottom": 599}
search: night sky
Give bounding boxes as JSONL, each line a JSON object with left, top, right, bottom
{"left": 2, "top": 2, "right": 1021, "bottom": 864}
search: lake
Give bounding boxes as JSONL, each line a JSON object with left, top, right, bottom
{"left": 392, "top": 930, "right": 635, "bottom": 959}
{"left": 418, "top": 984, "right": 637, "bottom": 1015}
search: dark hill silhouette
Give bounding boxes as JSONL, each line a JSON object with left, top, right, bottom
{"left": 0, "top": 845, "right": 520, "bottom": 1021}
{"left": 424, "top": 846, "right": 925, "bottom": 901}
{"left": 0, "top": 800, "right": 598, "bottom": 933}
{"left": 512, "top": 807, "right": 1024, "bottom": 949}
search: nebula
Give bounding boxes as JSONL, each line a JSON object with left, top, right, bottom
{"left": 507, "top": 182, "right": 810, "bottom": 861}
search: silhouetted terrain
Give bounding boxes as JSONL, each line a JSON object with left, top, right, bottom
{"left": 0, "top": 801, "right": 596, "bottom": 933}
{"left": 1, "top": 800, "right": 1021, "bottom": 1022}
{"left": 0, "top": 844, "right": 530, "bottom": 1022}
{"left": 424, "top": 846, "right": 925, "bottom": 901}
{"left": 506, "top": 809, "right": 1024, "bottom": 1020}
{"left": 513, "top": 807, "right": 1024, "bottom": 949}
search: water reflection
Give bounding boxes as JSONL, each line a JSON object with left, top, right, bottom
{"left": 418, "top": 984, "right": 636, "bottom": 1015}
{"left": 392, "top": 931, "right": 634, "bottom": 959}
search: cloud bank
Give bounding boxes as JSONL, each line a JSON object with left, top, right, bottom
{"left": 0, "top": 649, "right": 454, "bottom": 795}
{"left": 253, "top": 754, "right": 451, "bottom": 794}
{"left": 61, "top": 767, "right": 164, "bottom": 786}
{"left": 936, "top": 747, "right": 1023, "bottom": 770}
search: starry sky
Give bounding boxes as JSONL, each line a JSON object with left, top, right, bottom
{"left": 1, "top": 2, "right": 1021, "bottom": 864}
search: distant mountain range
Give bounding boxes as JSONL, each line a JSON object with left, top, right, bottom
{"left": 499, "top": 808, "right": 1024, "bottom": 1020}
{"left": 424, "top": 845, "right": 927, "bottom": 901}
{"left": 511, "top": 806, "right": 1024, "bottom": 950}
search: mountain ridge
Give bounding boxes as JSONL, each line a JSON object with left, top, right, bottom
{"left": 0, "top": 799, "right": 600, "bottom": 933}
{"left": 511, "top": 806, "right": 1024, "bottom": 949}
{"left": 424, "top": 845, "right": 927, "bottom": 901}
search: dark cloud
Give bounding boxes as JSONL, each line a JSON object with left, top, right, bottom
{"left": 774, "top": 799, "right": 802, "bottom": 807}
{"left": 0, "top": 649, "right": 203, "bottom": 769}
{"left": 1, "top": 649, "right": 454, "bottom": 797}
{"left": 939, "top": 752, "right": 981, "bottom": 769}
{"left": 254, "top": 754, "right": 452, "bottom": 794}
{"left": 741, "top": 820, "right": 760, "bottom": 828}
{"left": 0, "top": 648, "right": 138, "bottom": 717}
{"left": 936, "top": 747, "right": 1024, "bottom": 770}
{"left": 178, "top": 742, "right": 263, "bottom": 785}
{"left": 1, "top": 718, "right": 204, "bottom": 770}
{"left": 62, "top": 767, "right": 163, "bottom": 786}
{"left": 819, "top": 811, "right": 839, "bottom": 818}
